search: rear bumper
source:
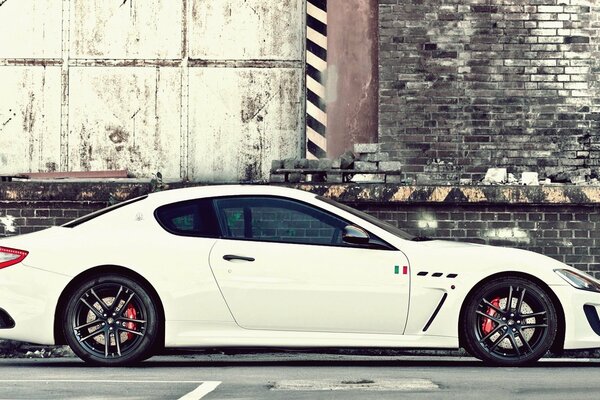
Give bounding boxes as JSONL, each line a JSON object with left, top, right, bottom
{"left": 0, "top": 263, "right": 71, "bottom": 345}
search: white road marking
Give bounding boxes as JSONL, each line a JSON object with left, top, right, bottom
{"left": 178, "top": 381, "right": 221, "bottom": 400}
{"left": 271, "top": 379, "right": 439, "bottom": 391}
{"left": 0, "top": 380, "right": 207, "bottom": 384}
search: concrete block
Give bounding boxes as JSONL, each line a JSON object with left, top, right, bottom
{"left": 340, "top": 150, "right": 356, "bottom": 169}
{"left": 354, "top": 143, "right": 379, "bottom": 154}
{"left": 283, "top": 159, "right": 296, "bottom": 170}
{"left": 379, "top": 161, "right": 403, "bottom": 171}
{"left": 296, "top": 158, "right": 309, "bottom": 169}
{"left": 0, "top": 67, "right": 61, "bottom": 174}
{"left": 459, "top": 178, "right": 473, "bottom": 185}
{"left": 288, "top": 173, "right": 302, "bottom": 183}
{"left": 307, "top": 159, "right": 320, "bottom": 169}
{"left": 69, "top": 67, "right": 182, "bottom": 178}
{"left": 351, "top": 173, "right": 385, "bottom": 183}
{"left": 354, "top": 161, "right": 378, "bottom": 171}
{"left": 521, "top": 172, "right": 539, "bottom": 186}
{"left": 318, "top": 158, "right": 333, "bottom": 170}
{"left": 385, "top": 175, "right": 405, "bottom": 183}
{"left": 0, "top": 0, "right": 62, "bottom": 58}
{"left": 271, "top": 160, "right": 283, "bottom": 172}
{"left": 331, "top": 158, "right": 342, "bottom": 169}
{"left": 188, "top": 67, "right": 303, "bottom": 181}
{"left": 327, "top": 173, "right": 343, "bottom": 183}
{"left": 269, "top": 173, "right": 286, "bottom": 183}
{"left": 71, "top": 0, "right": 183, "bottom": 59}
{"left": 482, "top": 168, "right": 507, "bottom": 184}
{"left": 358, "top": 152, "right": 389, "bottom": 162}
{"left": 190, "top": 0, "right": 303, "bottom": 60}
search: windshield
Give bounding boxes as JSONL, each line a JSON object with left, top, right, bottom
{"left": 316, "top": 196, "right": 415, "bottom": 241}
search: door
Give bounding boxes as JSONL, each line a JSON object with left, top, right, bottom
{"left": 209, "top": 196, "right": 410, "bottom": 334}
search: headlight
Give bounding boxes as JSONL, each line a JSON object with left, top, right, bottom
{"left": 554, "top": 269, "right": 600, "bottom": 293}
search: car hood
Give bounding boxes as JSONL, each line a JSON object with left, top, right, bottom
{"left": 400, "top": 239, "right": 570, "bottom": 284}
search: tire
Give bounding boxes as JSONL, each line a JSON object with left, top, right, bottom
{"left": 62, "top": 274, "right": 160, "bottom": 366}
{"left": 461, "top": 277, "right": 557, "bottom": 366}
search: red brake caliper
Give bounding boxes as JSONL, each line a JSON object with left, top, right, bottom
{"left": 481, "top": 297, "right": 501, "bottom": 335}
{"left": 125, "top": 304, "right": 137, "bottom": 341}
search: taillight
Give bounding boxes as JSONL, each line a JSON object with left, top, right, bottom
{"left": 0, "top": 247, "right": 28, "bottom": 270}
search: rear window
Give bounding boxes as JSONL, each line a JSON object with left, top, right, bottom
{"left": 63, "top": 195, "right": 148, "bottom": 228}
{"left": 154, "top": 198, "right": 219, "bottom": 237}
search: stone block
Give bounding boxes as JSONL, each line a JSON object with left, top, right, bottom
{"left": 385, "top": 175, "right": 404, "bottom": 183}
{"left": 318, "top": 158, "right": 333, "bottom": 170}
{"left": 482, "top": 168, "right": 507, "bottom": 184}
{"left": 354, "top": 143, "right": 379, "bottom": 154}
{"left": 287, "top": 173, "right": 302, "bottom": 183}
{"left": 351, "top": 173, "right": 385, "bottom": 183}
{"left": 269, "top": 173, "right": 286, "bottom": 183}
{"left": 308, "top": 159, "right": 320, "bottom": 169}
{"left": 283, "top": 158, "right": 296, "bottom": 170}
{"left": 327, "top": 173, "right": 343, "bottom": 183}
{"left": 296, "top": 158, "right": 309, "bottom": 169}
{"left": 354, "top": 161, "right": 378, "bottom": 171}
{"left": 379, "top": 161, "right": 403, "bottom": 171}
{"left": 271, "top": 160, "right": 283, "bottom": 173}
{"left": 358, "top": 152, "right": 390, "bottom": 162}
{"left": 521, "top": 172, "right": 539, "bottom": 186}
{"left": 340, "top": 151, "right": 356, "bottom": 169}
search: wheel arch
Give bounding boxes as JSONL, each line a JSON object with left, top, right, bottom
{"left": 53, "top": 265, "right": 166, "bottom": 350}
{"left": 458, "top": 271, "right": 566, "bottom": 354}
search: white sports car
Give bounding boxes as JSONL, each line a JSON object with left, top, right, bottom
{"left": 1, "top": 185, "right": 599, "bottom": 366}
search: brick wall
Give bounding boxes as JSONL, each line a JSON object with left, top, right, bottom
{"left": 379, "top": 0, "right": 600, "bottom": 182}
{"left": 1, "top": 182, "right": 599, "bottom": 277}
{"left": 358, "top": 203, "right": 600, "bottom": 276}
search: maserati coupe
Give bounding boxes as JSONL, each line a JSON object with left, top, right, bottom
{"left": 0, "top": 185, "right": 599, "bottom": 366}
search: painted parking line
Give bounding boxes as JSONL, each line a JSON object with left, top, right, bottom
{"left": 0, "top": 380, "right": 222, "bottom": 400}
{"left": 179, "top": 381, "right": 221, "bottom": 400}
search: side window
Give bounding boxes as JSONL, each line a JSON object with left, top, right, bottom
{"left": 214, "top": 196, "right": 349, "bottom": 246}
{"left": 155, "top": 198, "right": 219, "bottom": 237}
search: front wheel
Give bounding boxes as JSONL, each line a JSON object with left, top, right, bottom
{"left": 62, "top": 274, "right": 160, "bottom": 366}
{"left": 462, "top": 277, "right": 558, "bottom": 366}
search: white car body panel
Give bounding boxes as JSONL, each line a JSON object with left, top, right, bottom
{"left": 0, "top": 184, "right": 599, "bottom": 356}
{"left": 209, "top": 239, "right": 410, "bottom": 333}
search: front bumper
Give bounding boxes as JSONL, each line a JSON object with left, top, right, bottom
{"left": 552, "top": 285, "right": 600, "bottom": 350}
{"left": 0, "top": 263, "right": 71, "bottom": 345}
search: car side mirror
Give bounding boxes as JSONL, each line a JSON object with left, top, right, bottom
{"left": 342, "top": 225, "right": 370, "bottom": 245}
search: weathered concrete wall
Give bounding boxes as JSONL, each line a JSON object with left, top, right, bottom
{"left": 0, "top": 0, "right": 304, "bottom": 181}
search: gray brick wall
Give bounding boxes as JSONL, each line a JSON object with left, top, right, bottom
{"left": 379, "top": 0, "right": 600, "bottom": 181}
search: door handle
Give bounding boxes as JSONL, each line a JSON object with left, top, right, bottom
{"left": 223, "top": 254, "right": 255, "bottom": 262}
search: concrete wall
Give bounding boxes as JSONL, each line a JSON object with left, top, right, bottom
{"left": 0, "top": 0, "right": 305, "bottom": 181}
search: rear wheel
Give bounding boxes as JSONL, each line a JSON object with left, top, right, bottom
{"left": 62, "top": 274, "right": 159, "bottom": 366}
{"left": 462, "top": 277, "right": 557, "bottom": 366}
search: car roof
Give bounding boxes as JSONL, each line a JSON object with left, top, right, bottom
{"left": 145, "top": 184, "right": 318, "bottom": 205}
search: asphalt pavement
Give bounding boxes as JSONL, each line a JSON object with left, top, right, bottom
{"left": 0, "top": 353, "right": 599, "bottom": 399}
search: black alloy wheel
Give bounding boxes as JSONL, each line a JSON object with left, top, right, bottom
{"left": 462, "top": 277, "right": 558, "bottom": 366}
{"left": 63, "top": 274, "right": 159, "bottom": 366}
